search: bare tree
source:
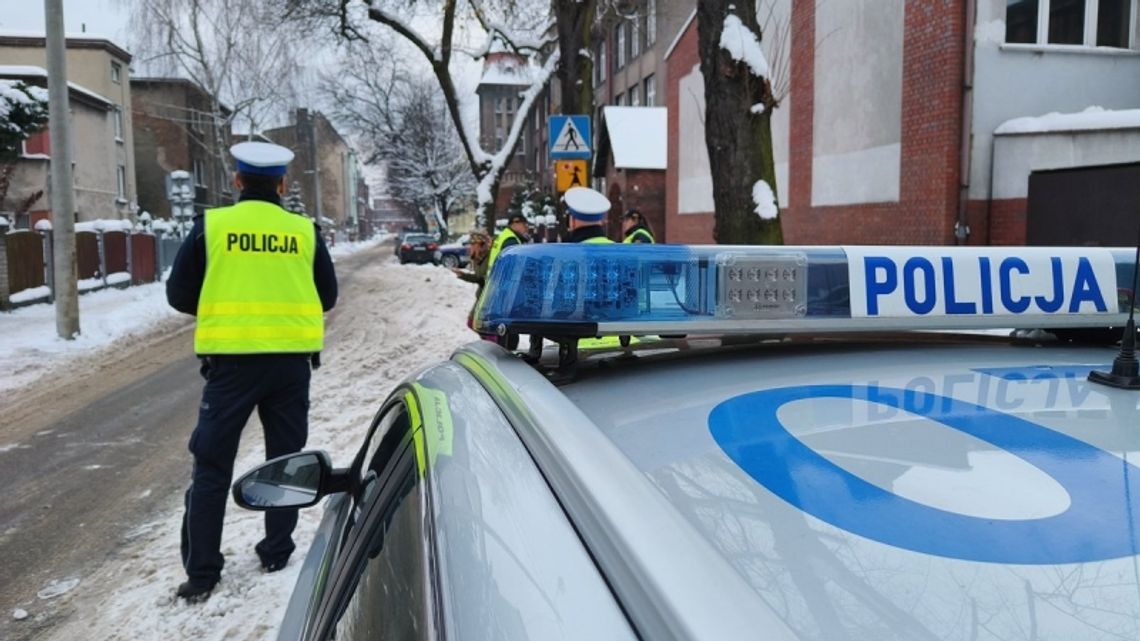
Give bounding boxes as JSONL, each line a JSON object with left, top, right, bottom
{"left": 697, "top": 0, "right": 782, "bottom": 244}
{"left": 119, "top": 0, "right": 307, "bottom": 181}
{"left": 281, "top": 0, "right": 558, "bottom": 230}
{"left": 323, "top": 44, "right": 475, "bottom": 232}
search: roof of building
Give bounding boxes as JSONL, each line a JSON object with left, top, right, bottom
{"left": 596, "top": 106, "right": 667, "bottom": 172}
{"left": 0, "top": 64, "right": 113, "bottom": 108}
{"left": 479, "top": 53, "right": 539, "bottom": 86}
{"left": 0, "top": 30, "right": 132, "bottom": 63}
{"left": 663, "top": 9, "right": 697, "bottom": 61}
{"left": 995, "top": 106, "right": 1140, "bottom": 135}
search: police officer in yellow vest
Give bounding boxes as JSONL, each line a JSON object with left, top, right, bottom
{"left": 166, "top": 142, "right": 338, "bottom": 602}
{"left": 486, "top": 213, "right": 531, "bottom": 276}
{"left": 564, "top": 187, "right": 614, "bottom": 243}
{"left": 621, "top": 209, "right": 655, "bottom": 243}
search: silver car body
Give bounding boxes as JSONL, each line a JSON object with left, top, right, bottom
{"left": 279, "top": 330, "right": 1140, "bottom": 640}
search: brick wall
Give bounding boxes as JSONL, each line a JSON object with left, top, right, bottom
{"left": 784, "top": 0, "right": 966, "bottom": 245}
{"left": 604, "top": 165, "right": 666, "bottom": 241}
{"left": 987, "top": 198, "right": 1028, "bottom": 245}
{"left": 664, "top": 17, "right": 704, "bottom": 243}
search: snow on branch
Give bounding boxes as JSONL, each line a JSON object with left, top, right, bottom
{"left": 467, "top": 0, "right": 557, "bottom": 55}
{"left": 720, "top": 14, "right": 769, "bottom": 79}
{"left": 366, "top": 6, "right": 441, "bottom": 62}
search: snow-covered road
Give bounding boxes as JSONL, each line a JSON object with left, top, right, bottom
{"left": 2, "top": 239, "right": 481, "bottom": 640}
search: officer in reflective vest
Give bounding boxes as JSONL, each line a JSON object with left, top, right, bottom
{"left": 486, "top": 213, "right": 531, "bottom": 276}
{"left": 621, "top": 209, "right": 655, "bottom": 243}
{"left": 564, "top": 187, "right": 614, "bottom": 243}
{"left": 166, "top": 142, "right": 338, "bottom": 603}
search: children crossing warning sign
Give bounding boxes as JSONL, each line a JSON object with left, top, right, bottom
{"left": 548, "top": 115, "right": 591, "bottom": 159}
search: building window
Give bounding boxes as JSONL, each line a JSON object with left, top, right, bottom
{"left": 111, "top": 61, "right": 121, "bottom": 84}
{"left": 630, "top": 84, "right": 641, "bottom": 106}
{"left": 644, "top": 74, "right": 656, "bottom": 106}
{"left": 614, "top": 92, "right": 623, "bottom": 106}
{"left": 1006, "top": 0, "right": 1135, "bottom": 48}
{"left": 193, "top": 159, "right": 206, "bottom": 187}
{"left": 21, "top": 130, "right": 50, "bottom": 157}
{"left": 647, "top": 0, "right": 656, "bottom": 45}
{"left": 597, "top": 41, "right": 607, "bottom": 84}
{"left": 116, "top": 165, "right": 127, "bottom": 199}
{"left": 631, "top": 21, "right": 641, "bottom": 59}
{"left": 113, "top": 107, "right": 123, "bottom": 141}
{"left": 615, "top": 24, "right": 626, "bottom": 69}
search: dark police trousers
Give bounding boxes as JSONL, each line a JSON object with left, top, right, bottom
{"left": 181, "top": 354, "right": 311, "bottom": 587}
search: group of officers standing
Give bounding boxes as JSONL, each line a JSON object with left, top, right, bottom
{"left": 451, "top": 185, "right": 656, "bottom": 344}
{"left": 162, "top": 142, "right": 655, "bottom": 604}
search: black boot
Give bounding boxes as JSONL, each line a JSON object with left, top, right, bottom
{"left": 176, "top": 581, "right": 215, "bottom": 603}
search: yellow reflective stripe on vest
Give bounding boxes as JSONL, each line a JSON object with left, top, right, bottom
{"left": 623, "top": 229, "right": 654, "bottom": 243}
{"left": 197, "top": 302, "right": 324, "bottom": 316}
{"left": 583, "top": 236, "right": 614, "bottom": 244}
{"left": 196, "top": 200, "right": 323, "bottom": 354}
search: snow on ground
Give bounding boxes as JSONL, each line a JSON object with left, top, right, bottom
{"left": 0, "top": 280, "right": 187, "bottom": 395}
{"left": 38, "top": 249, "right": 479, "bottom": 641}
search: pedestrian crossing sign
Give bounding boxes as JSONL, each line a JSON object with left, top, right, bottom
{"left": 549, "top": 115, "right": 591, "bottom": 159}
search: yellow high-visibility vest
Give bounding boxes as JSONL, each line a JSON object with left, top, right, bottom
{"left": 195, "top": 200, "right": 323, "bottom": 354}
{"left": 486, "top": 227, "right": 522, "bottom": 276}
{"left": 583, "top": 236, "right": 614, "bottom": 244}
{"left": 623, "top": 228, "right": 655, "bottom": 243}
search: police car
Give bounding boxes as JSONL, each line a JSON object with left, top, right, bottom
{"left": 234, "top": 244, "right": 1140, "bottom": 641}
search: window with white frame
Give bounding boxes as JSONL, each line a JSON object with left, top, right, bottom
{"left": 631, "top": 21, "right": 641, "bottom": 59}
{"left": 644, "top": 74, "right": 656, "bottom": 106}
{"left": 113, "top": 107, "right": 123, "bottom": 141}
{"left": 116, "top": 165, "right": 127, "bottom": 199}
{"left": 630, "top": 84, "right": 641, "bottom": 105}
{"left": 1006, "top": 0, "right": 1135, "bottom": 48}
{"left": 615, "top": 24, "right": 626, "bottom": 68}
{"left": 193, "top": 158, "right": 206, "bottom": 187}
{"left": 597, "top": 41, "right": 607, "bottom": 84}
{"left": 615, "top": 92, "right": 624, "bottom": 106}
{"left": 111, "top": 61, "right": 121, "bottom": 84}
{"left": 647, "top": 0, "right": 656, "bottom": 45}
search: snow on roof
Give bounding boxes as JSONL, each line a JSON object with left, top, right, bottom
{"left": 0, "top": 65, "right": 113, "bottom": 106}
{"left": 995, "top": 106, "right": 1140, "bottom": 135}
{"left": 602, "top": 106, "right": 667, "bottom": 170}
{"left": 480, "top": 58, "right": 539, "bottom": 86}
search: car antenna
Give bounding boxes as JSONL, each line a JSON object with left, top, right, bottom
{"left": 1089, "top": 221, "right": 1140, "bottom": 390}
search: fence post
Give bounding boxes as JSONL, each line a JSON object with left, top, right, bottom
{"left": 42, "top": 229, "right": 55, "bottom": 303}
{"left": 125, "top": 230, "right": 133, "bottom": 284}
{"left": 97, "top": 230, "right": 107, "bottom": 287}
{"left": 0, "top": 233, "right": 10, "bottom": 311}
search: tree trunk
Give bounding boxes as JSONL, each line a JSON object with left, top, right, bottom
{"left": 696, "top": 0, "right": 783, "bottom": 245}
{"left": 554, "top": 0, "right": 596, "bottom": 116}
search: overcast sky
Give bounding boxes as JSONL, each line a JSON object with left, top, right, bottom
{"left": 0, "top": 0, "right": 130, "bottom": 42}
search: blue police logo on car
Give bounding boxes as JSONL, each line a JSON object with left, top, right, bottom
{"left": 709, "top": 383, "right": 1140, "bottom": 565}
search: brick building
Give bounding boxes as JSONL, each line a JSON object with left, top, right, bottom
{"left": 665, "top": 0, "right": 1140, "bottom": 246}
{"left": 594, "top": 106, "right": 667, "bottom": 240}
{"left": 131, "top": 77, "right": 231, "bottom": 219}
{"left": 477, "top": 52, "right": 541, "bottom": 213}
{"left": 0, "top": 32, "right": 137, "bottom": 225}
{"left": 263, "top": 108, "right": 360, "bottom": 230}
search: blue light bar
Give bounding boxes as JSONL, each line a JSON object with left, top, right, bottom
{"left": 474, "top": 245, "right": 1136, "bottom": 337}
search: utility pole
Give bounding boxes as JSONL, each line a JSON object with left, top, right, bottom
{"left": 45, "top": 0, "right": 79, "bottom": 339}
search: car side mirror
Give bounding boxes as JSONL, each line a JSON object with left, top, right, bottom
{"left": 232, "top": 450, "right": 350, "bottom": 511}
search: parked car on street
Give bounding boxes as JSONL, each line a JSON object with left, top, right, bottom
{"left": 433, "top": 234, "right": 470, "bottom": 268}
{"left": 234, "top": 243, "right": 1140, "bottom": 641}
{"left": 395, "top": 233, "right": 438, "bottom": 264}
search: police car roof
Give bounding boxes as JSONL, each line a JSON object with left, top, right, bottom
{"left": 464, "top": 335, "right": 1140, "bottom": 640}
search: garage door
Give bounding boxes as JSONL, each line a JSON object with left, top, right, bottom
{"left": 1026, "top": 162, "right": 1140, "bottom": 246}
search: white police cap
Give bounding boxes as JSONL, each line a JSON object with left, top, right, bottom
{"left": 564, "top": 187, "right": 611, "bottom": 223}
{"left": 231, "top": 141, "right": 294, "bottom": 177}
